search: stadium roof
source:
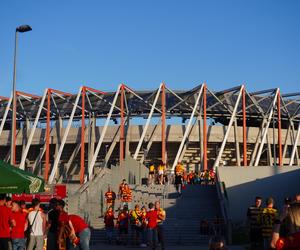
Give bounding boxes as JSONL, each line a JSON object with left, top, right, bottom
{"left": 1, "top": 84, "right": 300, "bottom": 125}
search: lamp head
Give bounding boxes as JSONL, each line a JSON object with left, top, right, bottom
{"left": 16, "top": 25, "right": 32, "bottom": 33}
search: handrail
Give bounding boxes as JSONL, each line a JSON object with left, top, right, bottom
{"left": 215, "top": 170, "right": 232, "bottom": 244}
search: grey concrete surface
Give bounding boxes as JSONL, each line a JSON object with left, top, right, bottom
{"left": 217, "top": 166, "right": 300, "bottom": 223}
{"left": 90, "top": 243, "right": 245, "bottom": 250}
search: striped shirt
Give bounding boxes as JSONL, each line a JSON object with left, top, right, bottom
{"left": 247, "top": 205, "right": 262, "bottom": 229}
{"left": 258, "top": 207, "right": 278, "bottom": 238}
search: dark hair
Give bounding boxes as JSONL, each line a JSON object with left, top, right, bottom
{"left": 5, "top": 196, "right": 12, "bottom": 202}
{"left": 255, "top": 196, "right": 262, "bottom": 201}
{"left": 49, "top": 198, "right": 58, "bottom": 205}
{"left": 19, "top": 200, "right": 26, "bottom": 206}
{"left": 32, "top": 198, "right": 40, "bottom": 207}
{"left": 0, "top": 194, "right": 6, "bottom": 200}
{"left": 148, "top": 202, "right": 154, "bottom": 209}
{"left": 57, "top": 199, "right": 65, "bottom": 208}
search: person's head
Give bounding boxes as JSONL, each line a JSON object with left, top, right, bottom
{"left": 107, "top": 206, "right": 113, "bottom": 213}
{"left": 11, "top": 201, "right": 21, "bottom": 212}
{"left": 294, "top": 194, "right": 300, "bottom": 203}
{"left": 0, "top": 194, "right": 6, "bottom": 206}
{"left": 255, "top": 196, "right": 262, "bottom": 208}
{"left": 108, "top": 186, "right": 111, "bottom": 192}
{"left": 123, "top": 205, "right": 128, "bottom": 211}
{"left": 135, "top": 204, "right": 140, "bottom": 211}
{"left": 286, "top": 202, "right": 300, "bottom": 230}
{"left": 19, "top": 200, "right": 26, "bottom": 209}
{"left": 141, "top": 206, "right": 146, "bottom": 213}
{"left": 155, "top": 201, "right": 160, "bottom": 210}
{"left": 148, "top": 202, "right": 154, "bottom": 210}
{"left": 266, "top": 197, "right": 274, "bottom": 208}
{"left": 285, "top": 197, "right": 292, "bottom": 206}
{"left": 49, "top": 198, "right": 58, "bottom": 209}
{"left": 5, "top": 196, "right": 12, "bottom": 208}
{"left": 209, "top": 235, "right": 226, "bottom": 250}
{"left": 56, "top": 199, "right": 65, "bottom": 212}
{"left": 31, "top": 198, "right": 40, "bottom": 210}
{"left": 122, "top": 179, "right": 126, "bottom": 184}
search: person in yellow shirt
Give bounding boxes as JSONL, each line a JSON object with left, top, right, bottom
{"left": 258, "top": 197, "right": 278, "bottom": 250}
{"left": 149, "top": 164, "right": 155, "bottom": 185}
{"left": 158, "top": 162, "right": 165, "bottom": 185}
{"left": 155, "top": 201, "right": 166, "bottom": 250}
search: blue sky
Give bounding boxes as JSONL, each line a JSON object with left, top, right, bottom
{"left": 0, "top": 0, "right": 299, "bottom": 97}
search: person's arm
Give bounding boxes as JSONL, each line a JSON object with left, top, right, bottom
{"left": 68, "top": 220, "right": 76, "bottom": 236}
{"left": 158, "top": 210, "right": 166, "bottom": 221}
{"left": 10, "top": 219, "right": 16, "bottom": 227}
{"left": 42, "top": 212, "right": 47, "bottom": 236}
{"left": 24, "top": 220, "right": 28, "bottom": 231}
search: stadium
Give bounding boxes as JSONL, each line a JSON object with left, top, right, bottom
{"left": 0, "top": 83, "right": 300, "bottom": 184}
{"left": 1, "top": 83, "right": 300, "bottom": 246}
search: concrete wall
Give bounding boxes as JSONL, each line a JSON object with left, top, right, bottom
{"left": 217, "top": 166, "right": 300, "bottom": 224}
{"left": 68, "top": 156, "right": 148, "bottom": 220}
{"left": 0, "top": 124, "right": 297, "bottom": 145}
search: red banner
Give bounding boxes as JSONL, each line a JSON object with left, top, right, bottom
{"left": 12, "top": 184, "right": 67, "bottom": 203}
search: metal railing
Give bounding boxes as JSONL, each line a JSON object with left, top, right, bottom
{"left": 215, "top": 170, "right": 232, "bottom": 244}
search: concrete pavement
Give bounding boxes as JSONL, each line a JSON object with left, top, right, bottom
{"left": 90, "top": 243, "right": 246, "bottom": 249}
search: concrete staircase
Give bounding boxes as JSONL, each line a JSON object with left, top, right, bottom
{"left": 89, "top": 183, "right": 222, "bottom": 246}
{"left": 162, "top": 184, "right": 222, "bottom": 245}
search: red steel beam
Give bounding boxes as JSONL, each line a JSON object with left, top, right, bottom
{"left": 80, "top": 87, "right": 86, "bottom": 184}
{"left": 278, "top": 90, "right": 282, "bottom": 166}
{"left": 242, "top": 87, "right": 247, "bottom": 166}
{"left": 203, "top": 84, "right": 207, "bottom": 170}
{"left": 44, "top": 89, "right": 51, "bottom": 181}
{"left": 120, "top": 84, "right": 125, "bottom": 165}
{"left": 161, "top": 83, "right": 166, "bottom": 164}
{"left": 48, "top": 88, "right": 72, "bottom": 97}
{"left": 84, "top": 86, "right": 106, "bottom": 95}
{"left": 0, "top": 96, "right": 9, "bottom": 101}
{"left": 16, "top": 91, "right": 41, "bottom": 99}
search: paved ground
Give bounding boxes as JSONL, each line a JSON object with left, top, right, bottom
{"left": 90, "top": 243, "right": 246, "bottom": 249}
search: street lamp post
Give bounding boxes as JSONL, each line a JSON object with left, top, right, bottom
{"left": 10, "top": 25, "right": 32, "bottom": 165}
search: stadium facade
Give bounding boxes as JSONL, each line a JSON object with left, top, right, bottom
{"left": 0, "top": 83, "right": 299, "bottom": 184}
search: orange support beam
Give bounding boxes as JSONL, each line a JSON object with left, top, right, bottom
{"left": 161, "top": 83, "right": 166, "bottom": 164}
{"left": 16, "top": 91, "right": 41, "bottom": 99}
{"left": 120, "top": 84, "right": 125, "bottom": 165}
{"left": 242, "top": 87, "right": 247, "bottom": 166}
{"left": 44, "top": 89, "right": 51, "bottom": 181}
{"left": 0, "top": 96, "right": 9, "bottom": 101}
{"left": 203, "top": 84, "right": 207, "bottom": 170}
{"left": 84, "top": 86, "right": 106, "bottom": 95}
{"left": 80, "top": 87, "right": 86, "bottom": 184}
{"left": 278, "top": 90, "right": 282, "bottom": 166}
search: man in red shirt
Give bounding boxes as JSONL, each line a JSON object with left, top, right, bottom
{"left": 11, "top": 201, "right": 27, "bottom": 250}
{"left": 146, "top": 202, "right": 157, "bottom": 250}
{"left": 104, "top": 206, "right": 115, "bottom": 244}
{"left": 68, "top": 214, "right": 90, "bottom": 250}
{"left": 56, "top": 199, "right": 71, "bottom": 250}
{"left": 0, "top": 194, "right": 14, "bottom": 250}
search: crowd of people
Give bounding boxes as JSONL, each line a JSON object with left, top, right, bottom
{"left": 104, "top": 200, "right": 166, "bottom": 250}
{"left": 148, "top": 161, "right": 216, "bottom": 189}
{"left": 247, "top": 194, "right": 300, "bottom": 250}
{"left": 0, "top": 194, "right": 90, "bottom": 250}
{"left": 104, "top": 180, "right": 166, "bottom": 249}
